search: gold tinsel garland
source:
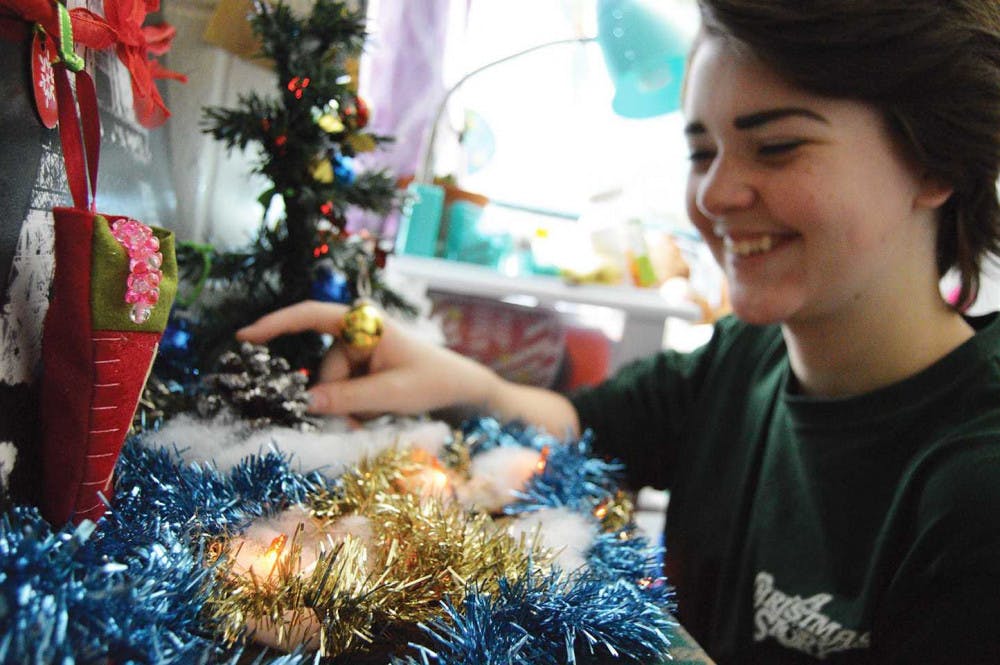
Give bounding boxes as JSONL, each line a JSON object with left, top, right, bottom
{"left": 203, "top": 446, "right": 561, "bottom": 659}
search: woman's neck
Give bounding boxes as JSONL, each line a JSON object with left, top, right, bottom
{"left": 782, "top": 293, "right": 974, "bottom": 398}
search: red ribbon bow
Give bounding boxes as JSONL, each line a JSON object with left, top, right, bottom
{"left": 0, "top": 0, "right": 187, "bottom": 127}
{"left": 0, "top": 0, "right": 113, "bottom": 47}
{"left": 102, "top": 0, "right": 186, "bottom": 127}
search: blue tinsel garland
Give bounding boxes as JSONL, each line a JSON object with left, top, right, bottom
{"left": 0, "top": 418, "right": 674, "bottom": 664}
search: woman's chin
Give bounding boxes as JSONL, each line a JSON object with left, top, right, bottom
{"left": 728, "top": 295, "right": 794, "bottom": 327}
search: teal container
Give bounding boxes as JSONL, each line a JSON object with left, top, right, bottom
{"left": 444, "top": 199, "right": 486, "bottom": 261}
{"left": 395, "top": 182, "right": 445, "bottom": 256}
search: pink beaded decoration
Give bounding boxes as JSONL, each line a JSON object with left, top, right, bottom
{"left": 110, "top": 218, "right": 163, "bottom": 324}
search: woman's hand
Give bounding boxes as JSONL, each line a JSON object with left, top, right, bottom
{"left": 236, "top": 301, "right": 499, "bottom": 417}
{"left": 237, "top": 300, "right": 581, "bottom": 435}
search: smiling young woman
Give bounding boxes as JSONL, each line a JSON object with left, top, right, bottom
{"left": 682, "top": 35, "right": 968, "bottom": 397}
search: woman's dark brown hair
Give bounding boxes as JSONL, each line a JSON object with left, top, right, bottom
{"left": 697, "top": 0, "right": 1000, "bottom": 309}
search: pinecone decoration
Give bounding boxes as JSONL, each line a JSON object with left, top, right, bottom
{"left": 132, "top": 375, "right": 193, "bottom": 433}
{"left": 197, "top": 342, "right": 318, "bottom": 431}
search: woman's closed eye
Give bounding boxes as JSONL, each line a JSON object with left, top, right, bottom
{"left": 687, "top": 140, "right": 807, "bottom": 165}
{"left": 687, "top": 149, "right": 716, "bottom": 172}
{"left": 757, "top": 140, "right": 807, "bottom": 157}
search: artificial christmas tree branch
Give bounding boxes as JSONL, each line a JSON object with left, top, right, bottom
{"left": 161, "top": 0, "right": 413, "bottom": 386}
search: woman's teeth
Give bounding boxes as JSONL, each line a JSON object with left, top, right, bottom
{"left": 724, "top": 235, "right": 775, "bottom": 257}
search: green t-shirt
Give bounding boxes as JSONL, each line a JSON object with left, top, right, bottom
{"left": 572, "top": 314, "right": 1000, "bottom": 664}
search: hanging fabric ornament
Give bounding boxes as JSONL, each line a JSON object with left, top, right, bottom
{"left": 31, "top": 29, "right": 60, "bottom": 128}
{"left": 338, "top": 258, "right": 383, "bottom": 352}
{"left": 38, "top": 32, "right": 177, "bottom": 526}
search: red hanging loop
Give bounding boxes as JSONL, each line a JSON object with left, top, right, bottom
{"left": 53, "top": 65, "right": 100, "bottom": 211}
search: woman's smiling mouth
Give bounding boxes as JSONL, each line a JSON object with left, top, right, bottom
{"left": 725, "top": 234, "right": 775, "bottom": 257}
{"left": 713, "top": 228, "right": 799, "bottom": 258}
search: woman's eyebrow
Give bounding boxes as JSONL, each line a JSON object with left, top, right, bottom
{"left": 684, "top": 107, "right": 829, "bottom": 135}
{"left": 684, "top": 120, "right": 707, "bottom": 136}
{"left": 733, "top": 107, "right": 828, "bottom": 129}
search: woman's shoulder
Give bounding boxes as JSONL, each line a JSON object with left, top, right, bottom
{"left": 910, "top": 433, "right": 1000, "bottom": 541}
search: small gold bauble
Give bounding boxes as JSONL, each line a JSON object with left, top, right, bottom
{"left": 339, "top": 298, "right": 384, "bottom": 351}
{"left": 309, "top": 157, "right": 335, "bottom": 184}
{"left": 346, "top": 133, "right": 377, "bottom": 153}
{"left": 317, "top": 112, "right": 345, "bottom": 134}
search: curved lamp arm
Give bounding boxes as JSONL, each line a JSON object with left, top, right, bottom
{"left": 414, "top": 0, "right": 689, "bottom": 185}
{"left": 415, "top": 36, "right": 596, "bottom": 185}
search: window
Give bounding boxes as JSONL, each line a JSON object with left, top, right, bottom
{"left": 434, "top": 0, "right": 701, "bottom": 239}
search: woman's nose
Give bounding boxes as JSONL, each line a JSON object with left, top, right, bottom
{"left": 695, "top": 156, "right": 756, "bottom": 220}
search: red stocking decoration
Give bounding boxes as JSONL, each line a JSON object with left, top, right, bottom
{"left": 38, "top": 51, "right": 177, "bottom": 526}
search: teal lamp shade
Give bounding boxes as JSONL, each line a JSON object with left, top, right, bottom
{"left": 597, "top": 0, "right": 689, "bottom": 117}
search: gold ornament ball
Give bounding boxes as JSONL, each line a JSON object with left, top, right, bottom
{"left": 339, "top": 299, "right": 384, "bottom": 351}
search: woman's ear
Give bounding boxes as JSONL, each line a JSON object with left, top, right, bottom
{"left": 915, "top": 174, "right": 954, "bottom": 209}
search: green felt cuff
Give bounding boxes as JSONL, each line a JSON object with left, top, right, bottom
{"left": 91, "top": 215, "right": 178, "bottom": 332}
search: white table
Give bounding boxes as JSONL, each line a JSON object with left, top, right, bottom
{"left": 386, "top": 254, "right": 702, "bottom": 371}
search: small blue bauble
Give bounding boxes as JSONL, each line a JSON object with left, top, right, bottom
{"left": 311, "top": 268, "right": 352, "bottom": 303}
{"left": 333, "top": 154, "right": 356, "bottom": 184}
{"left": 161, "top": 317, "right": 193, "bottom": 355}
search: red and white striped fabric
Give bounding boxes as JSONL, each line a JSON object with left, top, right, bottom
{"left": 431, "top": 294, "right": 566, "bottom": 389}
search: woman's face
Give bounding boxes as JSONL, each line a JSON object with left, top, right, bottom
{"left": 683, "top": 36, "right": 947, "bottom": 327}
